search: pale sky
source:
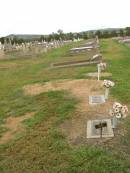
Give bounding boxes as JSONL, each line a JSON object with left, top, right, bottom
{"left": 0, "top": 0, "right": 130, "bottom": 37}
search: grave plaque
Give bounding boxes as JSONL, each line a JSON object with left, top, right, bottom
{"left": 87, "top": 119, "right": 114, "bottom": 138}
{"left": 89, "top": 95, "right": 105, "bottom": 105}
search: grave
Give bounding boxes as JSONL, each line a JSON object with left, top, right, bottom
{"left": 70, "top": 46, "right": 94, "bottom": 51}
{"left": 87, "top": 119, "right": 114, "bottom": 138}
{"left": 51, "top": 60, "right": 101, "bottom": 68}
{"left": 86, "top": 72, "right": 112, "bottom": 78}
{"left": 79, "top": 41, "right": 94, "bottom": 47}
{"left": 69, "top": 46, "right": 95, "bottom": 55}
{"left": 87, "top": 72, "right": 99, "bottom": 77}
{"left": 89, "top": 95, "right": 105, "bottom": 105}
{"left": 51, "top": 55, "right": 102, "bottom": 68}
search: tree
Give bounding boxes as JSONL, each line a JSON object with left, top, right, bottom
{"left": 110, "top": 30, "right": 117, "bottom": 37}
{"left": 125, "top": 27, "right": 130, "bottom": 36}
{"left": 67, "top": 32, "right": 74, "bottom": 40}
{"left": 57, "top": 29, "right": 64, "bottom": 39}
{"left": 95, "top": 30, "right": 102, "bottom": 38}
{"left": 87, "top": 31, "right": 94, "bottom": 38}
{"left": 101, "top": 31, "right": 110, "bottom": 38}
{"left": 119, "top": 29, "right": 124, "bottom": 37}
{"left": 81, "top": 32, "right": 88, "bottom": 39}
{"left": 57, "top": 29, "right": 63, "bottom": 35}
{"left": 0, "top": 37, "right": 5, "bottom": 44}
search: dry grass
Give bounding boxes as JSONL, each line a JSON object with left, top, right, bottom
{"left": 0, "top": 63, "right": 20, "bottom": 69}
{"left": 0, "top": 112, "right": 35, "bottom": 144}
{"left": 23, "top": 79, "right": 114, "bottom": 144}
{"left": 23, "top": 79, "right": 103, "bottom": 96}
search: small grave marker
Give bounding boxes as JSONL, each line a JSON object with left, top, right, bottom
{"left": 89, "top": 95, "right": 105, "bottom": 105}
{"left": 87, "top": 119, "right": 114, "bottom": 138}
{"left": 104, "top": 88, "right": 109, "bottom": 100}
{"left": 97, "top": 64, "right": 101, "bottom": 81}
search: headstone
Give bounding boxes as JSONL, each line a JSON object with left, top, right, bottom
{"left": 89, "top": 95, "right": 105, "bottom": 105}
{"left": 87, "top": 119, "right": 114, "bottom": 138}
{"left": 104, "top": 88, "right": 109, "bottom": 100}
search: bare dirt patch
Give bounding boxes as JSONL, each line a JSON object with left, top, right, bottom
{"left": 23, "top": 79, "right": 114, "bottom": 145}
{"left": 23, "top": 79, "right": 103, "bottom": 97}
{"left": 0, "top": 112, "right": 35, "bottom": 145}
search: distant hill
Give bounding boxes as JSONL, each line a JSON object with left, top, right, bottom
{"left": 82, "top": 28, "right": 123, "bottom": 33}
{"left": 0, "top": 27, "right": 127, "bottom": 43}
{"left": 6, "top": 28, "right": 123, "bottom": 40}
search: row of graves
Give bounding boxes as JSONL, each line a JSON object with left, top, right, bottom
{"left": 0, "top": 39, "right": 74, "bottom": 59}
{"left": 69, "top": 37, "right": 99, "bottom": 55}
{"left": 112, "top": 36, "right": 130, "bottom": 44}
{"left": 51, "top": 36, "right": 129, "bottom": 139}
{"left": 2, "top": 39, "right": 73, "bottom": 52}
{"left": 51, "top": 36, "right": 101, "bottom": 68}
{"left": 87, "top": 54, "right": 128, "bottom": 139}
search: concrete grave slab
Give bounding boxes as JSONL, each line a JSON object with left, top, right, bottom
{"left": 87, "top": 119, "right": 114, "bottom": 139}
{"left": 89, "top": 95, "right": 105, "bottom": 105}
{"left": 52, "top": 60, "right": 101, "bottom": 68}
{"left": 86, "top": 72, "right": 112, "bottom": 78}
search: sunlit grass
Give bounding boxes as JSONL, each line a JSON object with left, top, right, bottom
{"left": 0, "top": 40, "right": 130, "bottom": 172}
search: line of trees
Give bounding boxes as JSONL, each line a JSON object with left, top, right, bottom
{"left": 1, "top": 27, "right": 130, "bottom": 44}
{"left": 0, "top": 37, "right": 24, "bottom": 44}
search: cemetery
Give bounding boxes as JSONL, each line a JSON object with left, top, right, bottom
{"left": 22, "top": 37, "right": 128, "bottom": 142}
{"left": 51, "top": 39, "right": 102, "bottom": 68}
{"left": 1, "top": 0, "right": 130, "bottom": 170}
{"left": 0, "top": 37, "right": 130, "bottom": 172}
{"left": 0, "top": 39, "right": 73, "bottom": 60}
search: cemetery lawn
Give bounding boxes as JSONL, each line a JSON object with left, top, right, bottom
{"left": 0, "top": 39, "right": 130, "bottom": 173}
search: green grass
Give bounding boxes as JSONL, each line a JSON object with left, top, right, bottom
{"left": 100, "top": 39, "right": 130, "bottom": 103}
{"left": 0, "top": 39, "right": 130, "bottom": 172}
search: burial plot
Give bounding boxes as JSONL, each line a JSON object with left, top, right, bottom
{"left": 86, "top": 72, "right": 112, "bottom": 78}
{"left": 87, "top": 119, "right": 114, "bottom": 138}
{"left": 69, "top": 46, "right": 95, "bottom": 55}
{"left": 51, "top": 54, "right": 102, "bottom": 68}
{"left": 89, "top": 95, "right": 105, "bottom": 105}
{"left": 79, "top": 41, "right": 94, "bottom": 47}
{"left": 51, "top": 58, "right": 101, "bottom": 68}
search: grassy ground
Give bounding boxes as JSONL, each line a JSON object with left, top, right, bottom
{"left": 101, "top": 39, "right": 130, "bottom": 103}
{"left": 0, "top": 39, "right": 130, "bottom": 173}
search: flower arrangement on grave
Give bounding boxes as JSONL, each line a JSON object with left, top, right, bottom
{"left": 98, "top": 62, "right": 107, "bottom": 71}
{"left": 103, "top": 80, "right": 115, "bottom": 88}
{"left": 103, "top": 80, "right": 115, "bottom": 99}
{"left": 110, "top": 102, "right": 128, "bottom": 119}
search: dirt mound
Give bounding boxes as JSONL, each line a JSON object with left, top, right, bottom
{"left": 23, "top": 79, "right": 103, "bottom": 96}
{"left": 0, "top": 112, "right": 35, "bottom": 145}
{"left": 23, "top": 79, "right": 106, "bottom": 113}
{"left": 23, "top": 79, "right": 114, "bottom": 144}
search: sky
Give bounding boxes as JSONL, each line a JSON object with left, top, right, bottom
{"left": 0, "top": 0, "right": 130, "bottom": 37}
